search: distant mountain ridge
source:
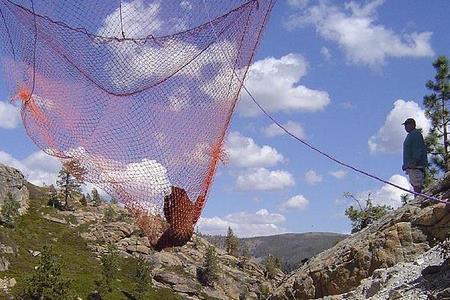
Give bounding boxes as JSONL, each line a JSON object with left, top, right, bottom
{"left": 204, "top": 232, "right": 347, "bottom": 272}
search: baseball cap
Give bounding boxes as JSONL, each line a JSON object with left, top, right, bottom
{"left": 402, "top": 118, "right": 416, "bottom": 125}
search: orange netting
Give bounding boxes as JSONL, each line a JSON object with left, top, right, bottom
{"left": 0, "top": 0, "right": 274, "bottom": 249}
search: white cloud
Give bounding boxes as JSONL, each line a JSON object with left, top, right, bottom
{"left": 371, "top": 174, "right": 412, "bottom": 209}
{"left": 198, "top": 209, "right": 286, "bottom": 237}
{"left": 226, "top": 131, "right": 284, "bottom": 168}
{"left": 238, "top": 54, "right": 330, "bottom": 116}
{"left": 226, "top": 209, "right": 286, "bottom": 224}
{"left": 0, "top": 150, "right": 61, "bottom": 185}
{"left": 98, "top": 0, "right": 196, "bottom": 91}
{"left": 236, "top": 168, "right": 295, "bottom": 191}
{"left": 280, "top": 194, "right": 309, "bottom": 211}
{"left": 345, "top": 174, "right": 412, "bottom": 211}
{"left": 286, "top": 0, "right": 434, "bottom": 68}
{"left": 304, "top": 169, "right": 323, "bottom": 185}
{"left": 0, "top": 101, "right": 20, "bottom": 129}
{"left": 263, "top": 120, "right": 306, "bottom": 139}
{"left": 65, "top": 147, "right": 171, "bottom": 214}
{"left": 329, "top": 170, "right": 347, "bottom": 179}
{"left": 287, "top": 0, "right": 309, "bottom": 8}
{"left": 320, "top": 46, "right": 332, "bottom": 60}
{"left": 105, "top": 159, "right": 171, "bottom": 197}
{"left": 105, "top": 1, "right": 160, "bottom": 37}
{"left": 368, "top": 99, "right": 430, "bottom": 154}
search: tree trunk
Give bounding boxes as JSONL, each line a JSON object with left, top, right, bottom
{"left": 442, "top": 98, "right": 449, "bottom": 171}
{"left": 64, "top": 173, "right": 69, "bottom": 208}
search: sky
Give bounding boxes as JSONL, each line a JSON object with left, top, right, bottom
{"left": 0, "top": 0, "right": 449, "bottom": 237}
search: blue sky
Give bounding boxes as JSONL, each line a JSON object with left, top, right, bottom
{"left": 1, "top": 0, "right": 449, "bottom": 237}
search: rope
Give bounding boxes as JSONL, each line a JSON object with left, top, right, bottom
{"left": 0, "top": 4, "right": 16, "bottom": 59}
{"left": 202, "top": 0, "right": 448, "bottom": 205}
{"left": 29, "top": 0, "right": 37, "bottom": 102}
{"left": 119, "top": 0, "right": 125, "bottom": 39}
{"left": 3, "top": 0, "right": 255, "bottom": 44}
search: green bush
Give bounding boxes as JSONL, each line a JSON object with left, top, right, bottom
{"left": 18, "top": 245, "right": 72, "bottom": 299}
{"left": 1, "top": 192, "right": 20, "bottom": 228}
{"left": 80, "top": 194, "right": 87, "bottom": 206}
{"left": 265, "top": 254, "right": 280, "bottom": 279}
{"left": 92, "top": 188, "right": 102, "bottom": 207}
{"left": 134, "top": 255, "right": 152, "bottom": 299}
{"left": 258, "top": 283, "right": 270, "bottom": 299}
{"left": 225, "top": 227, "right": 239, "bottom": 257}
{"left": 103, "top": 206, "right": 116, "bottom": 223}
{"left": 197, "top": 246, "right": 220, "bottom": 286}
{"left": 344, "top": 192, "right": 392, "bottom": 233}
{"left": 100, "top": 245, "right": 119, "bottom": 293}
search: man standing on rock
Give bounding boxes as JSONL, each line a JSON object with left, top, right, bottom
{"left": 402, "top": 118, "right": 428, "bottom": 194}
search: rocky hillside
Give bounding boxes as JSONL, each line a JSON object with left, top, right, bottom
{"left": 2, "top": 162, "right": 450, "bottom": 299}
{"left": 0, "top": 163, "right": 280, "bottom": 299}
{"left": 205, "top": 232, "right": 347, "bottom": 272}
{"left": 272, "top": 177, "right": 450, "bottom": 299}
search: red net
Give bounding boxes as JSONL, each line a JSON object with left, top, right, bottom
{"left": 0, "top": 0, "right": 274, "bottom": 249}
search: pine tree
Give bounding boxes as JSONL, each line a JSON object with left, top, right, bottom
{"left": 134, "top": 255, "right": 152, "bottom": 299}
{"left": 56, "top": 162, "right": 82, "bottom": 209}
{"left": 103, "top": 206, "right": 116, "bottom": 223}
{"left": 225, "top": 227, "right": 239, "bottom": 257}
{"left": 265, "top": 254, "right": 279, "bottom": 279}
{"left": 1, "top": 192, "right": 20, "bottom": 227}
{"left": 19, "top": 245, "right": 72, "bottom": 299}
{"left": 80, "top": 194, "right": 87, "bottom": 206}
{"left": 241, "top": 244, "right": 251, "bottom": 259}
{"left": 344, "top": 192, "right": 392, "bottom": 233}
{"left": 259, "top": 283, "right": 271, "bottom": 299}
{"left": 198, "top": 246, "right": 220, "bottom": 286}
{"left": 92, "top": 188, "right": 102, "bottom": 207}
{"left": 47, "top": 184, "right": 60, "bottom": 208}
{"left": 423, "top": 55, "right": 450, "bottom": 174}
{"left": 100, "top": 244, "right": 119, "bottom": 293}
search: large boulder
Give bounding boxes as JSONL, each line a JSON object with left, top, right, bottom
{"left": 272, "top": 195, "right": 450, "bottom": 299}
{"left": 0, "top": 163, "right": 29, "bottom": 214}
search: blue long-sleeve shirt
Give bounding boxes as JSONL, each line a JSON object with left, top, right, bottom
{"left": 402, "top": 129, "right": 428, "bottom": 170}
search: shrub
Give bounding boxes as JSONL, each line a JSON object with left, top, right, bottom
{"left": 225, "top": 227, "right": 239, "bottom": 257}
{"left": 103, "top": 206, "right": 116, "bottom": 223}
{"left": 344, "top": 192, "right": 392, "bottom": 233}
{"left": 19, "top": 245, "right": 72, "bottom": 299}
{"left": 265, "top": 254, "right": 279, "bottom": 279}
{"left": 258, "top": 283, "right": 270, "bottom": 299}
{"left": 92, "top": 188, "right": 102, "bottom": 207}
{"left": 197, "top": 246, "right": 220, "bottom": 286}
{"left": 1, "top": 192, "right": 20, "bottom": 227}
{"left": 80, "top": 194, "right": 88, "bottom": 206}
{"left": 134, "top": 255, "right": 152, "bottom": 299}
{"left": 100, "top": 245, "right": 119, "bottom": 293}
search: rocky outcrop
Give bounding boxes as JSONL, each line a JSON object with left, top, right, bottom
{"left": 321, "top": 246, "right": 450, "bottom": 300}
{"left": 0, "top": 164, "right": 29, "bottom": 214}
{"left": 273, "top": 192, "right": 450, "bottom": 299}
{"left": 148, "top": 236, "right": 275, "bottom": 299}
{"left": 55, "top": 204, "right": 280, "bottom": 299}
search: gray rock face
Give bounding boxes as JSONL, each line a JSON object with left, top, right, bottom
{"left": 272, "top": 191, "right": 450, "bottom": 299}
{"left": 75, "top": 206, "right": 278, "bottom": 299}
{"left": 0, "top": 164, "right": 29, "bottom": 214}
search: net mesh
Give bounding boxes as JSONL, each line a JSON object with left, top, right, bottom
{"left": 0, "top": 0, "right": 274, "bottom": 249}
